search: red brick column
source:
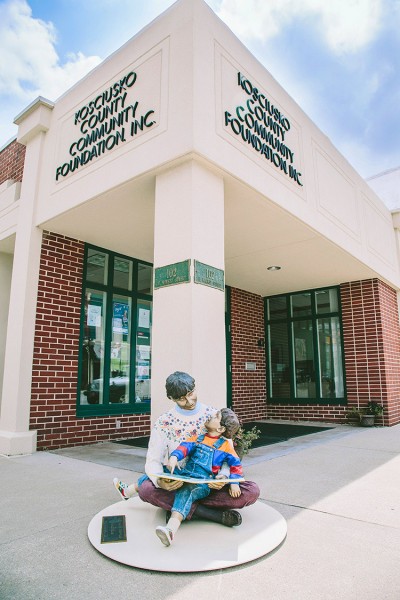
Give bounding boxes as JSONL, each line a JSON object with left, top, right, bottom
{"left": 230, "top": 287, "right": 267, "bottom": 422}
{"left": 341, "top": 279, "right": 400, "bottom": 426}
{"left": 30, "top": 231, "right": 150, "bottom": 449}
{"left": 0, "top": 139, "right": 26, "bottom": 184}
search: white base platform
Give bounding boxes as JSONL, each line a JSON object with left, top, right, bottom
{"left": 88, "top": 498, "right": 287, "bottom": 572}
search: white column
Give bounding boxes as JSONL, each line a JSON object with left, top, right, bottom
{"left": 151, "top": 160, "right": 226, "bottom": 421}
{"left": 0, "top": 252, "right": 13, "bottom": 413}
{"left": 0, "top": 100, "right": 53, "bottom": 455}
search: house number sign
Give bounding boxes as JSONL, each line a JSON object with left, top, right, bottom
{"left": 154, "top": 260, "right": 191, "bottom": 289}
{"left": 194, "top": 260, "right": 224, "bottom": 291}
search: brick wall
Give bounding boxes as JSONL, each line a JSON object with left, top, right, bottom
{"left": 265, "top": 403, "right": 347, "bottom": 423}
{"left": 0, "top": 139, "right": 26, "bottom": 185}
{"left": 341, "top": 279, "right": 400, "bottom": 426}
{"left": 30, "top": 231, "right": 150, "bottom": 449}
{"left": 230, "top": 287, "right": 267, "bottom": 423}
{"left": 230, "top": 280, "right": 400, "bottom": 426}
{"left": 230, "top": 286, "right": 347, "bottom": 424}
{"left": 380, "top": 281, "right": 400, "bottom": 425}
{"left": 30, "top": 250, "right": 400, "bottom": 448}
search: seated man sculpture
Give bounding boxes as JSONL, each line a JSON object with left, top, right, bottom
{"left": 114, "top": 371, "right": 259, "bottom": 526}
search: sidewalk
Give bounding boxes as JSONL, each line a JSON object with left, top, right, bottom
{"left": 1, "top": 423, "right": 399, "bottom": 600}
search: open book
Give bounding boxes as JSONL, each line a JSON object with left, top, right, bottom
{"left": 151, "top": 472, "right": 245, "bottom": 484}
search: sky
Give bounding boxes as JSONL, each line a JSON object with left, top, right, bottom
{"left": 0, "top": 0, "right": 399, "bottom": 179}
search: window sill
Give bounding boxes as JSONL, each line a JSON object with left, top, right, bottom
{"left": 77, "top": 403, "right": 151, "bottom": 418}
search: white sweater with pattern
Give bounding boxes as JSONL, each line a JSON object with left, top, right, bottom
{"left": 145, "top": 402, "right": 217, "bottom": 486}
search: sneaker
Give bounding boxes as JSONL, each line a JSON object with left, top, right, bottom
{"left": 113, "top": 478, "right": 131, "bottom": 500}
{"left": 156, "top": 525, "right": 174, "bottom": 547}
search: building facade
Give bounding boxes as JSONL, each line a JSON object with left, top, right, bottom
{"left": 1, "top": 0, "right": 400, "bottom": 455}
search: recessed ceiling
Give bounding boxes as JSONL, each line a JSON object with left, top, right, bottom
{"left": 223, "top": 176, "right": 377, "bottom": 297}
{"left": 40, "top": 176, "right": 155, "bottom": 263}
{"left": 0, "top": 234, "right": 15, "bottom": 254}
{"left": 39, "top": 168, "right": 379, "bottom": 298}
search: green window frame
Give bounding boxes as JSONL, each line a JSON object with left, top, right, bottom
{"left": 225, "top": 286, "right": 233, "bottom": 408}
{"left": 77, "top": 244, "right": 153, "bottom": 417}
{"left": 264, "top": 286, "right": 347, "bottom": 405}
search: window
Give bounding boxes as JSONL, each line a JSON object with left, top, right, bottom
{"left": 77, "top": 245, "right": 152, "bottom": 416}
{"left": 265, "top": 287, "right": 345, "bottom": 404}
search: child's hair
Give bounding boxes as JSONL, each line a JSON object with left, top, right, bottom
{"left": 165, "top": 371, "right": 195, "bottom": 400}
{"left": 220, "top": 408, "right": 240, "bottom": 439}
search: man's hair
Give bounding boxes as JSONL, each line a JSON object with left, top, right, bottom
{"left": 220, "top": 408, "right": 240, "bottom": 439}
{"left": 165, "top": 371, "right": 195, "bottom": 400}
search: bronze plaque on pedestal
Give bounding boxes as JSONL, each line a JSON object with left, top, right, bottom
{"left": 101, "top": 515, "right": 127, "bottom": 543}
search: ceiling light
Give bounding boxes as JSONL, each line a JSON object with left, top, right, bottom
{"left": 267, "top": 265, "right": 281, "bottom": 271}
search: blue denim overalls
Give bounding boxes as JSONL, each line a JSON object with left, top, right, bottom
{"left": 171, "top": 434, "right": 225, "bottom": 520}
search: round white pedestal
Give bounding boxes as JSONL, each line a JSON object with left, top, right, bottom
{"left": 88, "top": 498, "right": 287, "bottom": 572}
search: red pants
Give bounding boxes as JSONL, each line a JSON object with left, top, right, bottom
{"left": 138, "top": 478, "right": 260, "bottom": 520}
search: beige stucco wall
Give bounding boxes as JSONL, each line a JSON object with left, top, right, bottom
{"left": 8, "top": 0, "right": 395, "bottom": 292}
{"left": 0, "top": 251, "right": 13, "bottom": 410}
{"left": 1, "top": 0, "right": 400, "bottom": 453}
{"left": 189, "top": 1, "right": 399, "bottom": 288}
{"left": 0, "top": 180, "right": 20, "bottom": 246}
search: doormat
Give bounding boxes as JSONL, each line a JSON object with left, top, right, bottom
{"left": 241, "top": 422, "right": 333, "bottom": 448}
{"left": 114, "top": 436, "right": 150, "bottom": 448}
{"left": 113, "top": 423, "right": 333, "bottom": 449}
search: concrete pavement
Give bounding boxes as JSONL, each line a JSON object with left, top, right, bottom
{"left": 1, "top": 423, "right": 399, "bottom": 600}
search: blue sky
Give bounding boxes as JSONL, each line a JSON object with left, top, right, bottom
{"left": 0, "top": 0, "right": 399, "bottom": 178}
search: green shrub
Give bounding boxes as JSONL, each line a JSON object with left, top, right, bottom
{"left": 233, "top": 425, "right": 261, "bottom": 458}
{"left": 364, "top": 401, "right": 384, "bottom": 416}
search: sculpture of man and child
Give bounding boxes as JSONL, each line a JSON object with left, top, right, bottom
{"left": 113, "top": 371, "right": 260, "bottom": 547}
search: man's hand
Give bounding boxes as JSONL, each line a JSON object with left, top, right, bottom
{"left": 229, "top": 484, "right": 241, "bottom": 498}
{"left": 208, "top": 473, "right": 228, "bottom": 490}
{"left": 157, "top": 477, "right": 184, "bottom": 491}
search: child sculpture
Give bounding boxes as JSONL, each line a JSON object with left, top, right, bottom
{"left": 155, "top": 407, "right": 243, "bottom": 547}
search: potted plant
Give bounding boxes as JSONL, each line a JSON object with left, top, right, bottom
{"left": 233, "top": 425, "right": 261, "bottom": 459}
{"left": 360, "top": 401, "right": 384, "bottom": 427}
{"left": 346, "top": 408, "right": 362, "bottom": 426}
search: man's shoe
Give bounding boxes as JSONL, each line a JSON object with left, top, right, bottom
{"left": 221, "top": 509, "right": 242, "bottom": 527}
{"left": 156, "top": 526, "right": 173, "bottom": 546}
{"left": 193, "top": 504, "right": 242, "bottom": 527}
{"left": 113, "top": 478, "right": 131, "bottom": 500}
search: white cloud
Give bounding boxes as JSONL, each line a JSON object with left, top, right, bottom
{"left": 336, "top": 135, "right": 398, "bottom": 179}
{"left": 216, "top": 0, "right": 382, "bottom": 54}
{"left": 0, "top": 0, "right": 101, "bottom": 102}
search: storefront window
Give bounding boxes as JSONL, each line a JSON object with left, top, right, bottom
{"left": 316, "top": 288, "right": 338, "bottom": 314}
{"left": 81, "top": 290, "right": 106, "bottom": 405}
{"left": 87, "top": 249, "right": 108, "bottom": 285}
{"left": 78, "top": 245, "right": 152, "bottom": 416}
{"left": 138, "top": 264, "right": 153, "bottom": 295}
{"left": 269, "top": 322, "right": 290, "bottom": 398}
{"left": 291, "top": 293, "right": 311, "bottom": 318}
{"left": 318, "top": 316, "right": 344, "bottom": 399}
{"left": 135, "top": 299, "right": 152, "bottom": 404}
{"left": 265, "top": 287, "right": 345, "bottom": 404}
{"left": 293, "top": 319, "right": 316, "bottom": 399}
{"left": 268, "top": 296, "right": 287, "bottom": 320}
{"left": 113, "top": 258, "right": 133, "bottom": 291}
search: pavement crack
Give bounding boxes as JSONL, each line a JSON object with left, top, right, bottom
{"left": 266, "top": 498, "right": 400, "bottom": 529}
